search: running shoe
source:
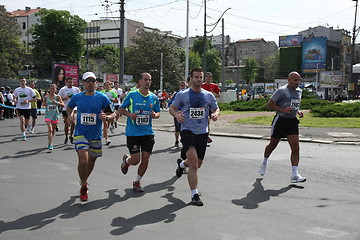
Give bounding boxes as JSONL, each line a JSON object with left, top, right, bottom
{"left": 191, "top": 194, "right": 203, "bottom": 206}
{"left": 48, "top": 145, "right": 53, "bottom": 151}
{"left": 69, "top": 137, "right": 74, "bottom": 144}
{"left": 22, "top": 135, "right": 27, "bottom": 141}
{"left": 121, "top": 154, "right": 130, "bottom": 174}
{"left": 114, "top": 121, "right": 118, "bottom": 128}
{"left": 55, "top": 126, "right": 59, "bottom": 132}
{"left": 133, "top": 181, "right": 144, "bottom": 192}
{"left": 64, "top": 138, "right": 68, "bottom": 145}
{"left": 175, "top": 158, "right": 184, "bottom": 178}
{"left": 207, "top": 137, "right": 213, "bottom": 143}
{"left": 175, "top": 141, "right": 179, "bottom": 147}
{"left": 291, "top": 174, "right": 306, "bottom": 183}
{"left": 259, "top": 163, "right": 267, "bottom": 176}
{"left": 79, "top": 184, "right": 89, "bottom": 201}
{"left": 106, "top": 139, "right": 111, "bottom": 145}
{"left": 30, "top": 127, "right": 34, "bottom": 134}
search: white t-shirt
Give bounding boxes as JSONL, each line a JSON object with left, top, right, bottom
{"left": 13, "top": 86, "right": 36, "bottom": 109}
{"left": 113, "top": 87, "right": 124, "bottom": 106}
{"left": 58, "top": 86, "right": 81, "bottom": 108}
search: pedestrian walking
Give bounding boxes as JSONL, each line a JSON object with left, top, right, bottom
{"left": 44, "top": 84, "right": 64, "bottom": 151}
{"left": 258, "top": 71, "right": 306, "bottom": 183}
{"left": 66, "top": 72, "right": 115, "bottom": 201}
{"left": 119, "top": 72, "right": 160, "bottom": 192}
{"left": 169, "top": 67, "right": 220, "bottom": 206}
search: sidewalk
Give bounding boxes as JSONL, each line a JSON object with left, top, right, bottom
{"left": 147, "top": 110, "right": 360, "bottom": 145}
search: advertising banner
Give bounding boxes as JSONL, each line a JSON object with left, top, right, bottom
{"left": 319, "top": 71, "right": 343, "bottom": 87}
{"left": 53, "top": 63, "right": 79, "bottom": 87}
{"left": 104, "top": 74, "right": 119, "bottom": 82}
{"left": 279, "top": 35, "right": 302, "bottom": 48}
{"left": 302, "top": 37, "right": 327, "bottom": 73}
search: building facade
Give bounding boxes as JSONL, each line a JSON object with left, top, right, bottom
{"left": 9, "top": 6, "right": 42, "bottom": 51}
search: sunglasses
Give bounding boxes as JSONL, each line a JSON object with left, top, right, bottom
{"left": 84, "top": 78, "right": 96, "bottom": 83}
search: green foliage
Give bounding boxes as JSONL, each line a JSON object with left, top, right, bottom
{"left": 191, "top": 37, "right": 221, "bottom": 82}
{"left": 300, "top": 98, "right": 333, "bottom": 110}
{"left": 263, "top": 53, "right": 279, "bottom": 82}
{"left": 226, "top": 99, "right": 269, "bottom": 111}
{"left": 125, "top": 29, "right": 184, "bottom": 90}
{"left": 219, "top": 97, "right": 360, "bottom": 118}
{"left": 311, "top": 102, "right": 360, "bottom": 117}
{"left": 241, "top": 58, "right": 259, "bottom": 84}
{"left": 0, "top": 9, "right": 26, "bottom": 77}
{"left": 30, "top": 9, "right": 86, "bottom": 70}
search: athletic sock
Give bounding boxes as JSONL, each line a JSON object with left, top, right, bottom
{"left": 179, "top": 161, "right": 185, "bottom": 169}
{"left": 292, "top": 166, "right": 299, "bottom": 176}
{"left": 191, "top": 189, "right": 199, "bottom": 197}
{"left": 135, "top": 174, "right": 142, "bottom": 182}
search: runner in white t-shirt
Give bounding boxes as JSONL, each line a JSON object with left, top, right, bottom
{"left": 58, "top": 77, "right": 81, "bottom": 144}
{"left": 13, "top": 78, "right": 36, "bottom": 141}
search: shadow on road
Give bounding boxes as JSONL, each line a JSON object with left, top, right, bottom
{"left": 0, "top": 176, "right": 181, "bottom": 234}
{"left": 232, "top": 178, "right": 304, "bottom": 209}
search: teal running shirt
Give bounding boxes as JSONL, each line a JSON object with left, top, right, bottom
{"left": 120, "top": 89, "right": 160, "bottom": 136}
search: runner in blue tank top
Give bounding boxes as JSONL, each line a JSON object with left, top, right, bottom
{"left": 119, "top": 72, "right": 160, "bottom": 192}
{"left": 66, "top": 72, "right": 115, "bottom": 201}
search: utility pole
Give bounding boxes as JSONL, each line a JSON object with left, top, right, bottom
{"left": 119, "top": 0, "right": 125, "bottom": 84}
{"left": 185, "top": 0, "right": 190, "bottom": 80}
{"left": 351, "top": 0, "right": 359, "bottom": 98}
{"left": 221, "top": 18, "right": 225, "bottom": 92}
{"left": 202, "top": 0, "right": 207, "bottom": 74}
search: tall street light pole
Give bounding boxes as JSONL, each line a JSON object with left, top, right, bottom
{"left": 119, "top": 0, "right": 125, "bottom": 84}
{"left": 351, "top": 0, "right": 358, "bottom": 98}
{"left": 202, "top": 0, "right": 207, "bottom": 74}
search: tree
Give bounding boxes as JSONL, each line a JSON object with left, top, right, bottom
{"left": 0, "top": 9, "right": 26, "bottom": 77}
{"left": 89, "top": 45, "right": 119, "bottom": 75}
{"left": 30, "top": 9, "right": 86, "bottom": 71}
{"left": 241, "top": 58, "right": 259, "bottom": 85}
{"left": 191, "top": 37, "right": 221, "bottom": 82}
{"left": 125, "top": 30, "right": 183, "bottom": 91}
{"left": 263, "top": 53, "right": 279, "bottom": 82}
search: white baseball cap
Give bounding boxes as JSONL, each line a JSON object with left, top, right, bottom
{"left": 82, "top": 72, "right": 96, "bottom": 80}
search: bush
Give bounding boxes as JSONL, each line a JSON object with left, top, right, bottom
{"left": 311, "top": 102, "right": 360, "bottom": 117}
{"left": 301, "top": 99, "right": 333, "bottom": 111}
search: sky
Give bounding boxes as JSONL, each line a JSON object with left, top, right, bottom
{"left": 3, "top": 0, "right": 359, "bottom": 44}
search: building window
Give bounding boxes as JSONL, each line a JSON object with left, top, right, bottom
{"left": 23, "top": 22, "right": 26, "bottom": 30}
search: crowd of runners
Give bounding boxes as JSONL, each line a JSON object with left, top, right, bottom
{"left": 0, "top": 69, "right": 306, "bottom": 206}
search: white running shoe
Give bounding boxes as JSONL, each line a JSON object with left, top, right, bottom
{"left": 105, "top": 139, "right": 111, "bottom": 145}
{"left": 259, "top": 163, "right": 267, "bottom": 176}
{"left": 291, "top": 174, "right": 306, "bottom": 183}
{"left": 109, "top": 126, "right": 115, "bottom": 134}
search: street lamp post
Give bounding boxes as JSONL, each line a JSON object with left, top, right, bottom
{"left": 351, "top": 0, "right": 359, "bottom": 98}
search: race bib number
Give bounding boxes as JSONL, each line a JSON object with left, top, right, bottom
{"left": 47, "top": 105, "right": 57, "bottom": 111}
{"left": 81, "top": 113, "right": 96, "bottom": 125}
{"left": 136, "top": 115, "right": 150, "bottom": 125}
{"left": 190, "top": 107, "right": 205, "bottom": 119}
{"left": 290, "top": 99, "right": 301, "bottom": 110}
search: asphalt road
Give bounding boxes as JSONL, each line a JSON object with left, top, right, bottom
{"left": 1, "top": 115, "right": 360, "bottom": 240}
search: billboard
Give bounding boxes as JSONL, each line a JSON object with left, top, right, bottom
{"left": 279, "top": 35, "right": 302, "bottom": 48}
{"left": 319, "top": 71, "right": 343, "bottom": 87}
{"left": 302, "top": 37, "right": 327, "bottom": 73}
{"left": 53, "top": 63, "right": 80, "bottom": 88}
{"left": 103, "top": 74, "right": 134, "bottom": 84}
